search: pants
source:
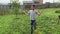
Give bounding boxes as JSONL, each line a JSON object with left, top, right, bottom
{"left": 30, "top": 20, "right": 36, "bottom": 34}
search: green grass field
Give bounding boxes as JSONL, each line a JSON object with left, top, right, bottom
{"left": 0, "top": 8, "right": 60, "bottom": 34}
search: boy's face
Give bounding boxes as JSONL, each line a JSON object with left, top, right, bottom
{"left": 31, "top": 5, "right": 35, "bottom": 10}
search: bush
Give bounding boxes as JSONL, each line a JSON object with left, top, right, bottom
{"left": 55, "top": 10, "right": 60, "bottom": 13}
{"left": 58, "top": 15, "right": 60, "bottom": 19}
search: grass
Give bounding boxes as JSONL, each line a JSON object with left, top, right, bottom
{"left": 0, "top": 8, "right": 60, "bottom": 34}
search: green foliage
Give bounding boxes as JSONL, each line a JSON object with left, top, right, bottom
{"left": 12, "top": 1, "right": 20, "bottom": 8}
{"left": 55, "top": 10, "right": 60, "bottom": 13}
{"left": 0, "top": 8, "right": 60, "bottom": 34}
{"left": 10, "top": 0, "right": 20, "bottom": 18}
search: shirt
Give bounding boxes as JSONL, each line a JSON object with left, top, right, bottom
{"left": 28, "top": 10, "right": 37, "bottom": 20}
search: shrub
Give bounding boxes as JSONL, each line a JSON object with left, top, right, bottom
{"left": 55, "top": 10, "right": 60, "bottom": 13}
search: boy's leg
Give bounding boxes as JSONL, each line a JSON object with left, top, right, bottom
{"left": 31, "top": 25, "right": 33, "bottom": 34}
{"left": 31, "top": 20, "right": 34, "bottom": 34}
{"left": 33, "top": 20, "right": 36, "bottom": 30}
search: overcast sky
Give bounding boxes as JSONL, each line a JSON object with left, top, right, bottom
{"left": 0, "top": 0, "right": 60, "bottom": 4}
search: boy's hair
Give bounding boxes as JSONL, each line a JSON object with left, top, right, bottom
{"left": 31, "top": 5, "right": 35, "bottom": 7}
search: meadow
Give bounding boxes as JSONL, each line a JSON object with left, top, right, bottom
{"left": 0, "top": 8, "right": 60, "bottom": 34}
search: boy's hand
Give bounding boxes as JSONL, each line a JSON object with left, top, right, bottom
{"left": 26, "top": 14, "right": 29, "bottom": 16}
{"left": 37, "top": 13, "right": 40, "bottom": 16}
{"left": 23, "top": 10, "right": 29, "bottom": 16}
{"left": 23, "top": 11, "right": 26, "bottom": 14}
{"left": 37, "top": 11, "right": 40, "bottom": 16}
{"left": 37, "top": 10, "right": 43, "bottom": 16}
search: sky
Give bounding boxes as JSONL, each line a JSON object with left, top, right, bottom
{"left": 0, "top": 0, "right": 60, "bottom": 4}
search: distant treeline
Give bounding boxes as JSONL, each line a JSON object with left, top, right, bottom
{"left": 0, "top": 3, "right": 60, "bottom": 15}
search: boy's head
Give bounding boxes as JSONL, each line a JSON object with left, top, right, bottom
{"left": 31, "top": 5, "right": 35, "bottom": 10}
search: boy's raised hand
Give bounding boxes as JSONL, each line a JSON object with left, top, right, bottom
{"left": 37, "top": 10, "right": 41, "bottom": 16}
{"left": 37, "top": 9, "right": 43, "bottom": 16}
{"left": 23, "top": 10, "right": 29, "bottom": 15}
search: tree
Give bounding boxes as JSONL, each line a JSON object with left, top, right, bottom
{"left": 10, "top": 0, "right": 20, "bottom": 18}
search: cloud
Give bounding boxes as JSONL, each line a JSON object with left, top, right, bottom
{"left": 0, "top": 0, "right": 10, "bottom": 4}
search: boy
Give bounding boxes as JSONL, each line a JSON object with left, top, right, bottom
{"left": 24, "top": 5, "right": 40, "bottom": 34}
